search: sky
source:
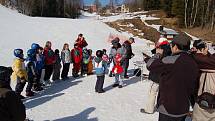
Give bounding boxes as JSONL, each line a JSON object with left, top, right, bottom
{"left": 84, "top": 0, "right": 124, "bottom": 6}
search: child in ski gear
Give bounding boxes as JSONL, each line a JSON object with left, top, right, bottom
{"left": 112, "top": 53, "right": 124, "bottom": 88}
{"left": 109, "top": 38, "right": 126, "bottom": 88}
{"left": 122, "top": 37, "right": 135, "bottom": 78}
{"left": 0, "top": 66, "right": 26, "bottom": 121}
{"left": 31, "top": 44, "right": 44, "bottom": 91}
{"left": 71, "top": 43, "right": 82, "bottom": 77}
{"left": 81, "top": 47, "right": 90, "bottom": 76}
{"left": 43, "top": 41, "right": 56, "bottom": 82}
{"left": 95, "top": 50, "right": 107, "bottom": 93}
{"left": 12, "top": 49, "right": 28, "bottom": 99}
{"left": 25, "top": 49, "right": 37, "bottom": 97}
{"left": 35, "top": 47, "right": 45, "bottom": 88}
{"left": 52, "top": 49, "right": 62, "bottom": 81}
{"left": 61, "top": 43, "right": 71, "bottom": 80}
{"left": 87, "top": 49, "right": 94, "bottom": 75}
{"left": 192, "top": 39, "right": 215, "bottom": 121}
{"left": 76, "top": 34, "right": 88, "bottom": 48}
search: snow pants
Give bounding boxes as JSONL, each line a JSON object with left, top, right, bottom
{"left": 44, "top": 65, "right": 53, "bottom": 81}
{"left": 95, "top": 75, "right": 105, "bottom": 92}
{"left": 123, "top": 58, "right": 130, "bottom": 77}
{"left": 52, "top": 63, "right": 62, "bottom": 81}
{"left": 61, "top": 63, "right": 70, "bottom": 79}
{"left": 73, "top": 62, "right": 81, "bottom": 75}
{"left": 144, "top": 82, "right": 159, "bottom": 113}
{"left": 87, "top": 61, "right": 93, "bottom": 74}
{"left": 114, "top": 73, "right": 124, "bottom": 86}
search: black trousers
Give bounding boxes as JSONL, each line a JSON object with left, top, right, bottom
{"left": 95, "top": 75, "right": 105, "bottom": 92}
{"left": 158, "top": 113, "right": 186, "bottom": 121}
{"left": 61, "top": 63, "right": 70, "bottom": 79}
{"left": 123, "top": 58, "right": 130, "bottom": 76}
{"left": 26, "top": 77, "right": 34, "bottom": 92}
{"left": 81, "top": 63, "right": 88, "bottom": 75}
{"left": 15, "top": 82, "right": 26, "bottom": 94}
{"left": 44, "top": 65, "right": 53, "bottom": 81}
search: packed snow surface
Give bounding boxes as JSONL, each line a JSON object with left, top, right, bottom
{"left": 0, "top": 5, "right": 170, "bottom": 121}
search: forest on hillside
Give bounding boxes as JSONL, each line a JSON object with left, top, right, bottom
{"left": 124, "top": 0, "right": 215, "bottom": 31}
{"left": 0, "top": 0, "right": 83, "bottom": 18}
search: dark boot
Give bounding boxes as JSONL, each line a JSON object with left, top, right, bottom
{"left": 26, "top": 91, "right": 34, "bottom": 97}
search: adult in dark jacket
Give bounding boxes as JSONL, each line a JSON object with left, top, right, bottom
{"left": 122, "top": 37, "right": 135, "bottom": 78}
{"left": 0, "top": 66, "right": 26, "bottom": 121}
{"left": 192, "top": 39, "right": 215, "bottom": 121}
{"left": 147, "top": 33, "right": 199, "bottom": 121}
{"left": 141, "top": 40, "right": 172, "bottom": 114}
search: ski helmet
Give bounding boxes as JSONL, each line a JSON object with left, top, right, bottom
{"left": 27, "top": 49, "right": 36, "bottom": 58}
{"left": 31, "top": 43, "right": 40, "bottom": 50}
{"left": 96, "top": 50, "right": 104, "bottom": 58}
{"left": 14, "top": 49, "right": 24, "bottom": 58}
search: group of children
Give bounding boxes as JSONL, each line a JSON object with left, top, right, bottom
{"left": 11, "top": 34, "right": 126, "bottom": 98}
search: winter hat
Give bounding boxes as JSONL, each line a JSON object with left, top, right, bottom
{"left": 193, "top": 39, "right": 206, "bottom": 49}
{"left": 129, "top": 37, "right": 135, "bottom": 43}
{"left": 55, "top": 49, "right": 60, "bottom": 54}
{"left": 172, "top": 33, "right": 191, "bottom": 47}
{"left": 96, "top": 50, "right": 104, "bottom": 58}
{"left": 111, "top": 37, "right": 120, "bottom": 45}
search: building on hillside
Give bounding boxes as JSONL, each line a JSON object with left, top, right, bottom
{"left": 115, "top": 4, "right": 129, "bottom": 13}
{"left": 121, "top": 4, "right": 129, "bottom": 13}
{"left": 84, "top": 4, "right": 97, "bottom": 13}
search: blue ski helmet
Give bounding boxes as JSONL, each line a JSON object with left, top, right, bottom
{"left": 31, "top": 43, "right": 40, "bottom": 50}
{"left": 14, "top": 49, "right": 24, "bottom": 58}
{"left": 27, "top": 49, "right": 36, "bottom": 58}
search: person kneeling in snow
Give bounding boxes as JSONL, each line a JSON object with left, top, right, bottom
{"left": 95, "top": 50, "right": 108, "bottom": 93}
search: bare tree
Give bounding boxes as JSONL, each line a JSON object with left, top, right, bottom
{"left": 184, "top": 0, "right": 189, "bottom": 28}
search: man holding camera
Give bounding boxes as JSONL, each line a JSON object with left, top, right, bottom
{"left": 146, "top": 33, "right": 199, "bottom": 121}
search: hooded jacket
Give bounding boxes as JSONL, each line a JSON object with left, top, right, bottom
{"left": 11, "top": 58, "right": 27, "bottom": 81}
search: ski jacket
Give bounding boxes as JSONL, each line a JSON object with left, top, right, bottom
{"left": 0, "top": 82, "right": 26, "bottom": 121}
{"left": 123, "top": 40, "right": 134, "bottom": 59}
{"left": 26, "top": 60, "right": 36, "bottom": 78}
{"left": 94, "top": 57, "right": 107, "bottom": 76}
{"left": 43, "top": 47, "right": 56, "bottom": 65}
{"left": 76, "top": 38, "right": 88, "bottom": 48}
{"left": 147, "top": 52, "right": 199, "bottom": 116}
{"left": 61, "top": 50, "right": 71, "bottom": 64}
{"left": 109, "top": 43, "right": 126, "bottom": 64}
{"left": 71, "top": 47, "right": 83, "bottom": 64}
{"left": 11, "top": 58, "right": 27, "bottom": 81}
{"left": 36, "top": 54, "right": 45, "bottom": 71}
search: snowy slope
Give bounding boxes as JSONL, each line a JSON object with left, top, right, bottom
{"left": 0, "top": 5, "right": 161, "bottom": 121}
